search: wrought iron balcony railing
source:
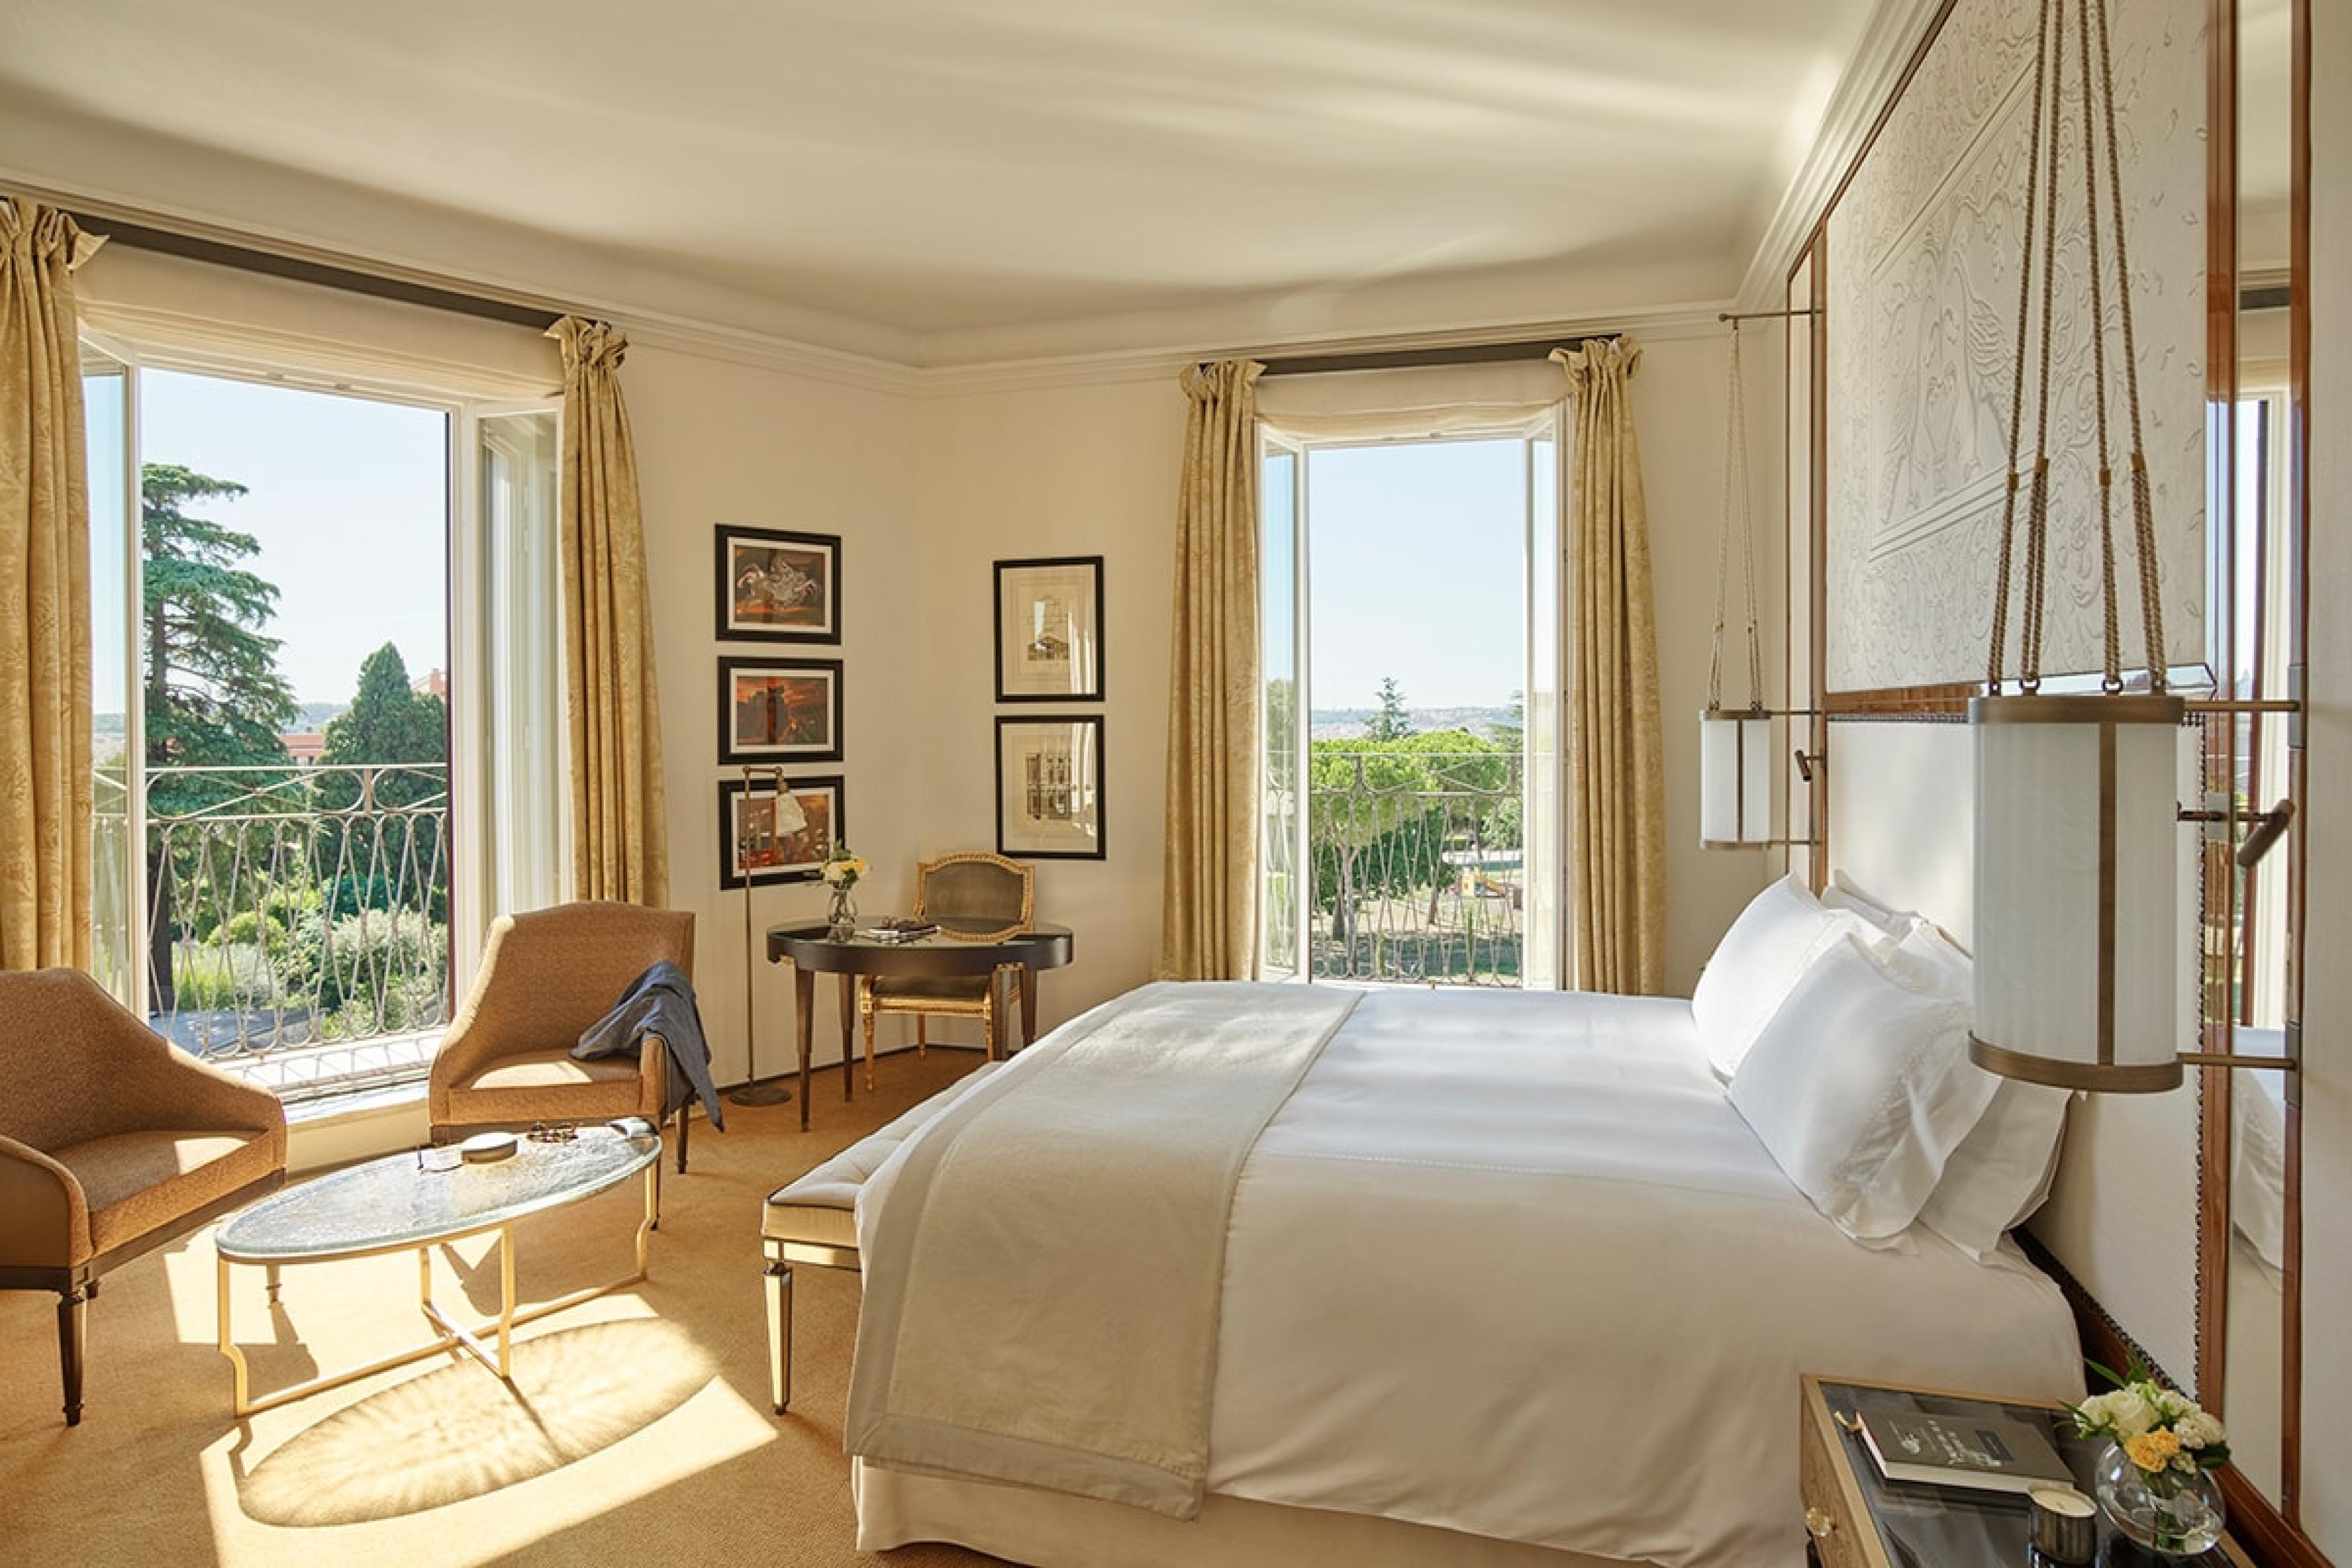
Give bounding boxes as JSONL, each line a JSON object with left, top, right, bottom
{"left": 131, "top": 762, "right": 451, "bottom": 1097}
{"left": 1283, "top": 748, "right": 1525, "bottom": 987}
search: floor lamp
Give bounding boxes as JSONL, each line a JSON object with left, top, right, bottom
{"left": 731, "top": 764, "right": 799, "bottom": 1108}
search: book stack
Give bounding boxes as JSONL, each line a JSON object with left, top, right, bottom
{"left": 859, "top": 917, "right": 939, "bottom": 944}
{"left": 1854, "top": 1408, "right": 2073, "bottom": 1496}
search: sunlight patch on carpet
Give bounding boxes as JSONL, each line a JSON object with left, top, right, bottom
{"left": 236, "top": 1319, "right": 711, "bottom": 1525}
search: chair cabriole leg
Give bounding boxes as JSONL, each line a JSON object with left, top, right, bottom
{"left": 58, "top": 1286, "right": 88, "bottom": 1427}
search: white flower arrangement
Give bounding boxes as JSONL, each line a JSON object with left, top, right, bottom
{"left": 820, "top": 845, "right": 867, "bottom": 890}
{"left": 2073, "top": 1366, "right": 2230, "bottom": 1480}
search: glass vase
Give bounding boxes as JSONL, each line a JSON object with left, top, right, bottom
{"left": 2094, "top": 1441, "right": 2226, "bottom": 1558}
{"left": 826, "top": 883, "right": 857, "bottom": 938}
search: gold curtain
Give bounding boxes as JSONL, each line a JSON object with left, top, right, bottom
{"left": 0, "top": 202, "right": 103, "bottom": 970}
{"left": 548, "top": 316, "right": 668, "bottom": 906}
{"left": 1553, "top": 339, "right": 1665, "bottom": 995}
{"left": 1159, "top": 360, "right": 1265, "bottom": 981}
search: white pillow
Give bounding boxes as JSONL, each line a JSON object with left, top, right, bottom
{"left": 1872, "top": 920, "right": 2074, "bottom": 1261}
{"left": 1694, "top": 874, "right": 1872, "bottom": 1082}
{"left": 1728, "top": 933, "right": 1999, "bottom": 1245}
{"left": 1822, "top": 873, "right": 1909, "bottom": 935}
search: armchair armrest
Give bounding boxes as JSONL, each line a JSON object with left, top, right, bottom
{"left": 0, "top": 1135, "right": 89, "bottom": 1272}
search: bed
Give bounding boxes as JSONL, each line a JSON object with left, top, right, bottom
{"left": 842, "top": 970, "right": 2084, "bottom": 1568}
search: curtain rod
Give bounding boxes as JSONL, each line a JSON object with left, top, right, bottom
{"left": 21, "top": 195, "right": 568, "bottom": 333}
{"left": 1253, "top": 332, "right": 1617, "bottom": 379}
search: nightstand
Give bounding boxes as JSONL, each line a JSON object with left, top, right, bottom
{"left": 1800, "top": 1375, "right": 2255, "bottom": 1568}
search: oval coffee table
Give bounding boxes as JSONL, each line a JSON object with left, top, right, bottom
{"left": 214, "top": 1125, "right": 660, "bottom": 1416}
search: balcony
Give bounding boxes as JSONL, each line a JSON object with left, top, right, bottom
{"left": 134, "top": 762, "right": 451, "bottom": 1102}
{"left": 1285, "top": 748, "right": 1525, "bottom": 986}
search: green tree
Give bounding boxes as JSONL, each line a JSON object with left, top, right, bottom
{"left": 141, "top": 464, "right": 297, "bottom": 1010}
{"left": 317, "top": 644, "right": 450, "bottom": 918}
{"left": 1366, "top": 676, "right": 1413, "bottom": 742}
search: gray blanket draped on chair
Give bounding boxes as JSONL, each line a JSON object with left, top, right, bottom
{"left": 574, "top": 960, "right": 725, "bottom": 1129}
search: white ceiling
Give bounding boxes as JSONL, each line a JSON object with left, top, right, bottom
{"left": 1, "top": 0, "right": 1880, "bottom": 364}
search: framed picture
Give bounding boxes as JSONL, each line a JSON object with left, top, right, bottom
{"left": 995, "top": 715, "right": 1105, "bottom": 861}
{"left": 719, "top": 657, "right": 843, "bottom": 764}
{"left": 717, "top": 524, "right": 842, "bottom": 643}
{"left": 994, "top": 556, "right": 1104, "bottom": 702}
{"left": 718, "top": 774, "right": 843, "bottom": 889}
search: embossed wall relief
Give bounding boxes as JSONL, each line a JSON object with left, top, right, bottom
{"left": 1825, "top": 0, "right": 2206, "bottom": 693}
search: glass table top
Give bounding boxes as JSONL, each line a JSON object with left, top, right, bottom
{"left": 216, "top": 1129, "right": 659, "bottom": 1262}
{"left": 768, "top": 916, "right": 1071, "bottom": 950}
{"left": 1820, "top": 1382, "right": 2220, "bottom": 1567}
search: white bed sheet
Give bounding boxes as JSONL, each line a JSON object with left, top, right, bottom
{"left": 861, "top": 984, "right": 2085, "bottom": 1568}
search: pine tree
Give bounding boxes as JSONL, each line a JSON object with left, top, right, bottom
{"left": 141, "top": 464, "right": 296, "bottom": 1010}
{"left": 1367, "top": 676, "right": 1413, "bottom": 742}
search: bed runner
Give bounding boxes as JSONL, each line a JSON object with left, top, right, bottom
{"left": 845, "top": 981, "right": 1360, "bottom": 1518}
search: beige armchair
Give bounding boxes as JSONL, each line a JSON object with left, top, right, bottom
{"left": 858, "top": 852, "right": 1035, "bottom": 1087}
{"left": 429, "top": 902, "right": 698, "bottom": 1174}
{"left": 0, "top": 968, "right": 288, "bottom": 1426}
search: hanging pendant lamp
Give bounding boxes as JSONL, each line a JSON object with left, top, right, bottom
{"left": 1699, "top": 324, "right": 1774, "bottom": 848}
{"left": 1969, "top": 0, "right": 2184, "bottom": 1093}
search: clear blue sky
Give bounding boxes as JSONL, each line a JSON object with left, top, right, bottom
{"left": 138, "top": 369, "right": 450, "bottom": 709}
{"left": 1304, "top": 439, "right": 1528, "bottom": 710}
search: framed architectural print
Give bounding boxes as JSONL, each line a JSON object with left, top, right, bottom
{"left": 717, "top": 524, "right": 842, "bottom": 643}
{"left": 718, "top": 657, "right": 844, "bottom": 764}
{"left": 994, "top": 556, "right": 1104, "bottom": 702}
{"left": 995, "top": 715, "right": 1105, "bottom": 860}
{"left": 718, "top": 774, "right": 843, "bottom": 889}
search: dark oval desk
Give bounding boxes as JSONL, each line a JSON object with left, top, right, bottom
{"left": 764, "top": 919, "right": 1074, "bottom": 1129}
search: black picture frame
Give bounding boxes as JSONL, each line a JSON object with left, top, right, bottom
{"left": 995, "top": 714, "right": 1106, "bottom": 861}
{"left": 993, "top": 556, "right": 1104, "bottom": 703}
{"left": 718, "top": 656, "right": 845, "bottom": 765}
{"left": 717, "top": 774, "right": 844, "bottom": 890}
{"left": 716, "top": 524, "right": 842, "bottom": 644}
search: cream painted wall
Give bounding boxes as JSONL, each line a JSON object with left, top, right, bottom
{"left": 905, "top": 330, "right": 1783, "bottom": 1041}
{"left": 622, "top": 344, "right": 925, "bottom": 1089}
{"left": 907, "top": 377, "right": 1187, "bottom": 1039}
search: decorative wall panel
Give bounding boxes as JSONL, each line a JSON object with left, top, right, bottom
{"left": 1825, "top": 0, "right": 2205, "bottom": 692}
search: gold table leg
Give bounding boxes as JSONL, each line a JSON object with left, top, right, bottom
{"left": 217, "top": 1163, "right": 659, "bottom": 1418}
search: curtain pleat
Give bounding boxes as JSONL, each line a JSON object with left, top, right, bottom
{"left": 1554, "top": 339, "right": 1666, "bottom": 995}
{"left": 1159, "top": 360, "right": 1265, "bottom": 981}
{"left": 549, "top": 316, "right": 668, "bottom": 907}
{"left": 0, "top": 202, "right": 102, "bottom": 971}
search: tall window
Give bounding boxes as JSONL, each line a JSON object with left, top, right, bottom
{"left": 82, "top": 348, "right": 561, "bottom": 1100}
{"left": 1262, "top": 424, "right": 1562, "bottom": 987}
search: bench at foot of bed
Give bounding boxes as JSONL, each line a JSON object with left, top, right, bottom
{"left": 761, "top": 1064, "right": 997, "bottom": 1413}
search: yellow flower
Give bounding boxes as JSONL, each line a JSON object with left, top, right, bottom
{"left": 2125, "top": 1431, "right": 2183, "bottom": 1474}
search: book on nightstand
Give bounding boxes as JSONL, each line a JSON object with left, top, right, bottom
{"left": 1855, "top": 1408, "right": 2074, "bottom": 1496}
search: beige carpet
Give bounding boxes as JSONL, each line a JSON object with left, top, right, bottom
{"left": 0, "top": 1049, "right": 1008, "bottom": 1567}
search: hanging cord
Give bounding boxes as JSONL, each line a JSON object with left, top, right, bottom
{"left": 2021, "top": 0, "right": 2070, "bottom": 691}
{"left": 2092, "top": 0, "right": 2168, "bottom": 689}
{"left": 1706, "top": 324, "right": 1763, "bottom": 714}
{"left": 1988, "top": 0, "right": 2056, "bottom": 693}
{"left": 2075, "top": 0, "right": 2123, "bottom": 693}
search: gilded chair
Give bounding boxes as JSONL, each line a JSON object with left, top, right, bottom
{"left": 0, "top": 968, "right": 288, "bottom": 1426}
{"left": 858, "top": 852, "right": 1035, "bottom": 1088}
{"left": 429, "top": 902, "right": 699, "bottom": 1173}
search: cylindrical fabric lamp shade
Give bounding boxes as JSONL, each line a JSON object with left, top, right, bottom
{"left": 1699, "top": 710, "right": 1774, "bottom": 848}
{"left": 1969, "top": 694, "right": 2187, "bottom": 1092}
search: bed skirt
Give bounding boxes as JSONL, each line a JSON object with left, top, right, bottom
{"left": 853, "top": 1461, "right": 1650, "bottom": 1568}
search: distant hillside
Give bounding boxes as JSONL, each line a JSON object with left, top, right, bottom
{"left": 96, "top": 699, "right": 345, "bottom": 737}
{"left": 1311, "top": 706, "right": 1516, "bottom": 742}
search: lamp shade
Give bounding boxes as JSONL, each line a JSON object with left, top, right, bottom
{"left": 1700, "top": 710, "right": 1773, "bottom": 848}
{"left": 1969, "top": 693, "right": 2186, "bottom": 1092}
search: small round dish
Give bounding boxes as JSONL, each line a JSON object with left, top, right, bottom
{"left": 459, "top": 1130, "right": 521, "bottom": 1164}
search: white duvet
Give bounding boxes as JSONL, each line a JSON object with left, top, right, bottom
{"left": 862, "top": 984, "right": 2085, "bottom": 1568}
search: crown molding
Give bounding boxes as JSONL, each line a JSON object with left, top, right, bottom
{"left": 1735, "top": 0, "right": 1951, "bottom": 308}
{"left": 912, "top": 301, "right": 1737, "bottom": 399}
{"left": 1, "top": 170, "right": 925, "bottom": 397}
